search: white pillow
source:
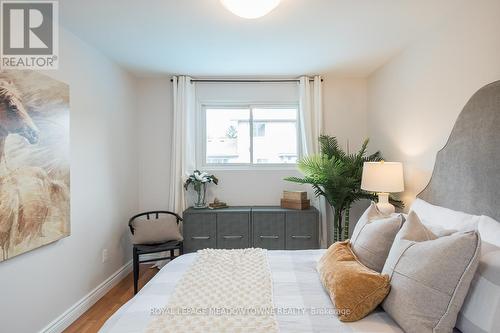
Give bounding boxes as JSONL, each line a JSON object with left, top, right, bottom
{"left": 478, "top": 215, "right": 500, "bottom": 247}
{"left": 410, "top": 198, "right": 479, "bottom": 232}
{"left": 456, "top": 216, "right": 500, "bottom": 333}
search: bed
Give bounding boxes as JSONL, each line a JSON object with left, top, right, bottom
{"left": 100, "top": 80, "right": 500, "bottom": 333}
{"left": 100, "top": 250, "right": 402, "bottom": 333}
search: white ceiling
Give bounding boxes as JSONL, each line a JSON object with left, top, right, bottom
{"left": 60, "top": 0, "right": 464, "bottom": 77}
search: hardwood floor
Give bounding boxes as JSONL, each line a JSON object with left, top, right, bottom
{"left": 64, "top": 264, "right": 159, "bottom": 333}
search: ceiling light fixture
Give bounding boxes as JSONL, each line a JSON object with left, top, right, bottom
{"left": 220, "top": 0, "right": 281, "bottom": 19}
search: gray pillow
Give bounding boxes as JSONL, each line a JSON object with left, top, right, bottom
{"left": 350, "top": 202, "right": 404, "bottom": 272}
{"left": 382, "top": 211, "right": 481, "bottom": 333}
{"left": 132, "top": 215, "right": 183, "bottom": 244}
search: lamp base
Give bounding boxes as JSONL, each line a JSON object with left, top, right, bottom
{"left": 376, "top": 192, "right": 395, "bottom": 215}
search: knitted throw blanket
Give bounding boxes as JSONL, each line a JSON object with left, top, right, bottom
{"left": 147, "top": 248, "right": 279, "bottom": 333}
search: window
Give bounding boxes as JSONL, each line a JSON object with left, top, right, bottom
{"left": 203, "top": 105, "right": 299, "bottom": 166}
{"left": 253, "top": 122, "right": 266, "bottom": 137}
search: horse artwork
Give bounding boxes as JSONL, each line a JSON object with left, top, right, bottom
{"left": 0, "top": 70, "right": 70, "bottom": 262}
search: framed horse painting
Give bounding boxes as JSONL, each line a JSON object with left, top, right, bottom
{"left": 0, "top": 70, "right": 70, "bottom": 262}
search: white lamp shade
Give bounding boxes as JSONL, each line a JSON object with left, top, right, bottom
{"left": 361, "top": 162, "right": 404, "bottom": 193}
{"left": 220, "top": 0, "right": 281, "bottom": 19}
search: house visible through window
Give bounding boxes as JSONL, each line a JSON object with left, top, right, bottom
{"left": 253, "top": 122, "right": 266, "bottom": 137}
{"left": 204, "top": 106, "right": 299, "bottom": 166}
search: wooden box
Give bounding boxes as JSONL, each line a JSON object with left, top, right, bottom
{"left": 283, "top": 191, "right": 307, "bottom": 201}
{"left": 280, "top": 199, "right": 310, "bottom": 210}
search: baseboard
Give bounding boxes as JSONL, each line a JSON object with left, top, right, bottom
{"left": 40, "top": 260, "right": 132, "bottom": 333}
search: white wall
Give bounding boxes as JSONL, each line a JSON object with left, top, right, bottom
{"left": 322, "top": 76, "right": 370, "bottom": 237}
{"left": 137, "top": 78, "right": 173, "bottom": 211}
{"left": 0, "top": 28, "right": 139, "bottom": 333}
{"left": 367, "top": 0, "right": 500, "bottom": 208}
{"left": 323, "top": 77, "right": 368, "bottom": 152}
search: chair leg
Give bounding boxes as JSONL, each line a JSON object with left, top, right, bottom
{"left": 180, "top": 243, "right": 184, "bottom": 255}
{"left": 133, "top": 247, "right": 139, "bottom": 295}
{"left": 170, "top": 249, "right": 174, "bottom": 258}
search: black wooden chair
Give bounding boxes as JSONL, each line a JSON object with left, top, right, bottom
{"left": 129, "top": 211, "right": 183, "bottom": 294}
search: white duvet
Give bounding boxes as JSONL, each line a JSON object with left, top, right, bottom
{"left": 100, "top": 250, "right": 403, "bottom": 333}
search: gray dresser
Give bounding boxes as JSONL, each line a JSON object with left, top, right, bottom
{"left": 183, "top": 206, "right": 319, "bottom": 253}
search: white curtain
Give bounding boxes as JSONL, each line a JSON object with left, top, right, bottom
{"left": 298, "top": 75, "right": 328, "bottom": 248}
{"left": 169, "top": 76, "right": 196, "bottom": 215}
{"left": 149, "top": 76, "right": 195, "bottom": 269}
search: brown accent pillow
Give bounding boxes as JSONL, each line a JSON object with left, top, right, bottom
{"left": 132, "top": 215, "right": 183, "bottom": 244}
{"left": 317, "top": 240, "right": 391, "bottom": 322}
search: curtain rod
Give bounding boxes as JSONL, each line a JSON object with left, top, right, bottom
{"left": 169, "top": 78, "right": 323, "bottom": 83}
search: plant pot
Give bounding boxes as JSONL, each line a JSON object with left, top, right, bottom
{"left": 193, "top": 183, "right": 207, "bottom": 208}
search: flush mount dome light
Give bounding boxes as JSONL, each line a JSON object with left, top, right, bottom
{"left": 220, "top": 0, "right": 281, "bottom": 19}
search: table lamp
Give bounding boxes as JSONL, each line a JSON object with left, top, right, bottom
{"left": 361, "top": 161, "right": 404, "bottom": 215}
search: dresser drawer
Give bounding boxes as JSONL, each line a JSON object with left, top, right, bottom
{"left": 252, "top": 212, "right": 285, "bottom": 250}
{"left": 217, "top": 213, "right": 250, "bottom": 249}
{"left": 285, "top": 211, "right": 318, "bottom": 250}
{"left": 183, "top": 213, "right": 216, "bottom": 252}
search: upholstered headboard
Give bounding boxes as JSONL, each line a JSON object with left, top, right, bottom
{"left": 417, "top": 80, "right": 500, "bottom": 221}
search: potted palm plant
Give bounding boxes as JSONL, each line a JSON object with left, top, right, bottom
{"left": 184, "top": 170, "right": 219, "bottom": 208}
{"left": 285, "top": 135, "right": 402, "bottom": 243}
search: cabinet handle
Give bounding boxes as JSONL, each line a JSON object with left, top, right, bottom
{"left": 260, "top": 235, "right": 279, "bottom": 239}
{"left": 191, "top": 236, "right": 210, "bottom": 240}
{"left": 291, "top": 235, "right": 311, "bottom": 239}
{"left": 223, "top": 235, "right": 243, "bottom": 239}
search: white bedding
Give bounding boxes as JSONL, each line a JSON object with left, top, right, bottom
{"left": 100, "top": 250, "right": 403, "bottom": 333}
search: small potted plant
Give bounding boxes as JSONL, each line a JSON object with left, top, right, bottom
{"left": 184, "top": 170, "right": 219, "bottom": 208}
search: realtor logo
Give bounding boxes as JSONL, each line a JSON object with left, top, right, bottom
{"left": 1, "top": 0, "right": 58, "bottom": 69}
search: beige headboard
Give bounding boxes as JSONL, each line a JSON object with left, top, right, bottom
{"left": 418, "top": 80, "right": 500, "bottom": 221}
